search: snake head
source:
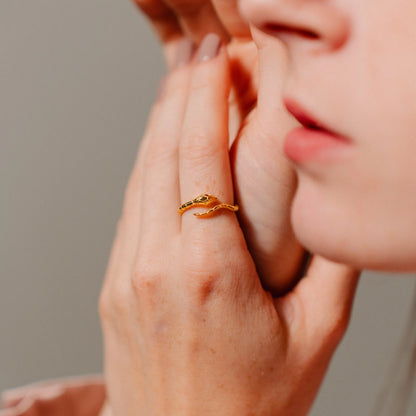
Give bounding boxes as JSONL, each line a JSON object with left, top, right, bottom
{"left": 194, "top": 194, "right": 217, "bottom": 204}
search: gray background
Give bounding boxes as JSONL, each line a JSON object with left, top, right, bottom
{"left": 1, "top": 1, "right": 415, "bottom": 415}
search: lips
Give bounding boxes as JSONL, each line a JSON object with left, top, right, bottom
{"left": 283, "top": 97, "right": 350, "bottom": 142}
{"left": 282, "top": 97, "right": 353, "bottom": 163}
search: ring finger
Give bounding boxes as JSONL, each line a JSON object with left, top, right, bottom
{"left": 139, "top": 39, "right": 196, "bottom": 239}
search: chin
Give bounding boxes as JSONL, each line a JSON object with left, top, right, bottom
{"left": 290, "top": 186, "right": 416, "bottom": 274}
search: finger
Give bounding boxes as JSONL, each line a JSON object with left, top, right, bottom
{"left": 276, "top": 255, "right": 361, "bottom": 349}
{"left": 132, "top": 0, "right": 181, "bottom": 42}
{"left": 139, "top": 39, "right": 195, "bottom": 239}
{"left": 102, "top": 79, "right": 169, "bottom": 293}
{"left": 122, "top": 38, "right": 193, "bottom": 231}
{"left": 164, "top": 0, "right": 229, "bottom": 44}
{"left": 302, "top": 256, "right": 361, "bottom": 330}
{"left": 99, "top": 78, "right": 170, "bottom": 318}
{"left": 179, "top": 34, "right": 236, "bottom": 232}
{"left": 211, "top": 0, "right": 251, "bottom": 38}
{"left": 119, "top": 79, "right": 167, "bottom": 236}
{"left": 232, "top": 28, "right": 305, "bottom": 296}
{"left": 104, "top": 40, "right": 194, "bottom": 294}
{"left": 132, "top": 0, "right": 183, "bottom": 67}
{"left": 252, "top": 34, "right": 303, "bottom": 293}
{"left": 132, "top": 0, "right": 229, "bottom": 69}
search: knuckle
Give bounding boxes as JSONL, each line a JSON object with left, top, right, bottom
{"left": 187, "top": 269, "right": 223, "bottom": 304}
{"left": 99, "top": 282, "right": 131, "bottom": 321}
{"left": 183, "top": 248, "right": 224, "bottom": 302}
{"left": 111, "top": 284, "right": 132, "bottom": 317}
{"left": 131, "top": 260, "right": 163, "bottom": 299}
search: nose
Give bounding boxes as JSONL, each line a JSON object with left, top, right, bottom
{"left": 239, "top": 0, "right": 350, "bottom": 52}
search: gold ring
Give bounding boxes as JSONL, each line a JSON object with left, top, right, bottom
{"left": 178, "top": 194, "right": 239, "bottom": 218}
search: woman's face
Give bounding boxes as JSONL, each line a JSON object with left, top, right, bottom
{"left": 240, "top": 0, "right": 416, "bottom": 271}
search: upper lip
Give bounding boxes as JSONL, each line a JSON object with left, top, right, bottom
{"left": 283, "top": 97, "right": 350, "bottom": 141}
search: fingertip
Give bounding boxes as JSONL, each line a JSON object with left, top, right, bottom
{"left": 173, "top": 37, "right": 196, "bottom": 70}
{"left": 196, "top": 33, "right": 222, "bottom": 62}
{"left": 186, "top": 33, "right": 230, "bottom": 97}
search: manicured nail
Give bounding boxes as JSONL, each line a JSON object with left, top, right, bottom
{"left": 174, "top": 38, "right": 194, "bottom": 69}
{"left": 196, "top": 33, "right": 221, "bottom": 62}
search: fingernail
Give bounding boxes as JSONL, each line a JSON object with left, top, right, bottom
{"left": 174, "top": 38, "right": 195, "bottom": 69}
{"left": 196, "top": 33, "right": 221, "bottom": 62}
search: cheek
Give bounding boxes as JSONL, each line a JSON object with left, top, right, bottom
{"left": 290, "top": 169, "right": 416, "bottom": 272}
{"left": 293, "top": 1, "right": 416, "bottom": 271}
{"left": 280, "top": 0, "right": 416, "bottom": 271}
{"left": 290, "top": 176, "right": 361, "bottom": 264}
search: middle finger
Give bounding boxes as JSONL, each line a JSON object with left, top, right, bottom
{"left": 165, "top": 0, "right": 230, "bottom": 43}
{"left": 179, "top": 34, "right": 237, "bottom": 234}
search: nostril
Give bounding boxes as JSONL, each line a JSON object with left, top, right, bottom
{"left": 264, "top": 23, "right": 320, "bottom": 40}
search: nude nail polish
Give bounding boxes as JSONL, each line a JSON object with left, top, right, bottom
{"left": 174, "top": 38, "right": 194, "bottom": 69}
{"left": 196, "top": 33, "right": 221, "bottom": 62}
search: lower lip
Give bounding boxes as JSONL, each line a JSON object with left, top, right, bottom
{"left": 283, "top": 127, "right": 352, "bottom": 163}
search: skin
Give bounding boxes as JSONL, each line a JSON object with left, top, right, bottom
{"left": 96, "top": 0, "right": 416, "bottom": 413}
{"left": 130, "top": 0, "right": 309, "bottom": 297}
{"left": 101, "top": 0, "right": 416, "bottom": 413}
{"left": 98, "top": 39, "right": 359, "bottom": 416}
{"left": 239, "top": 0, "right": 416, "bottom": 271}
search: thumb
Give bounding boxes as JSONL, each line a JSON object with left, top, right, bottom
{"left": 276, "top": 255, "right": 361, "bottom": 350}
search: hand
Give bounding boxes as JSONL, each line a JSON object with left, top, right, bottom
{"left": 132, "top": 0, "right": 307, "bottom": 296}
{"left": 98, "top": 36, "right": 361, "bottom": 416}
{"left": 131, "top": 0, "right": 250, "bottom": 63}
